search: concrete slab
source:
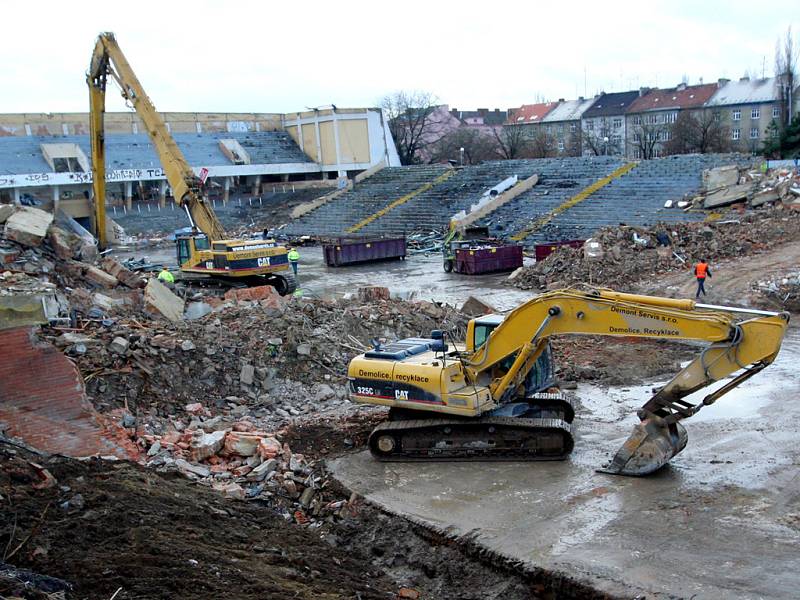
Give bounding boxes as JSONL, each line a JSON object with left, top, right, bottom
{"left": 703, "top": 183, "right": 752, "bottom": 209}
{"left": 144, "top": 278, "right": 184, "bottom": 322}
{"left": 4, "top": 206, "right": 53, "bottom": 247}
{"left": 0, "top": 204, "right": 14, "bottom": 224}
{"left": 331, "top": 329, "right": 800, "bottom": 600}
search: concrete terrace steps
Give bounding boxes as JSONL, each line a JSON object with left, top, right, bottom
{"left": 529, "top": 153, "right": 756, "bottom": 244}
{"left": 347, "top": 169, "right": 457, "bottom": 234}
{"left": 478, "top": 156, "right": 626, "bottom": 238}
{"left": 356, "top": 160, "right": 542, "bottom": 236}
{"left": 281, "top": 165, "right": 451, "bottom": 236}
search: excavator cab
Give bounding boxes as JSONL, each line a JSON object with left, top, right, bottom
{"left": 471, "top": 314, "right": 558, "bottom": 398}
{"left": 176, "top": 234, "right": 210, "bottom": 268}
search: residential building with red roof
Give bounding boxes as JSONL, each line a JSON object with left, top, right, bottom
{"left": 625, "top": 82, "right": 718, "bottom": 158}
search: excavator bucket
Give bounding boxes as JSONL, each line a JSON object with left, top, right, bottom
{"left": 599, "top": 418, "right": 688, "bottom": 476}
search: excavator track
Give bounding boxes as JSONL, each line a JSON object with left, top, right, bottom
{"left": 368, "top": 416, "right": 573, "bottom": 461}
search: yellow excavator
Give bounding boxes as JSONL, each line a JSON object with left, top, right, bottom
{"left": 348, "top": 287, "right": 789, "bottom": 475}
{"left": 87, "top": 32, "right": 296, "bottom": 295}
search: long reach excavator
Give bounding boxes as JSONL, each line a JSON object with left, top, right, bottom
{"left": 87, "top": 32, "right": 296, "bottom": 295}
{"left": 348, "top": 287, "right": 789, "bottom": 475}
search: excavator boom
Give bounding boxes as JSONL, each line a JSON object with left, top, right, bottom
{"left": 88, "top": 32, "right": 225, "bottom": 245}
{"left": 86, "top": 33, "right": 296, "bottom": 295}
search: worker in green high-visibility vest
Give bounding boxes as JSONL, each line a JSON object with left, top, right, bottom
{"left": 158, "top": 265, "right": 175, "bottom": 284}
{"left": 287, "top": 247, "right": 300, "bottom": 276}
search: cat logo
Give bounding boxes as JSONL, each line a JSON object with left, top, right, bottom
{"left": 395, "top": 389, "right": 409, "bottom": 400}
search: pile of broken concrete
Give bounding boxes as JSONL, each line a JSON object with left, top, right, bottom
{"left": 692, "top": 164, "right": 800, "bottom": 211}
{"left": 0, "top": 205, "right": 189, "bottom": 325}
{"left": 141, "top": 414, "right": 349, "bottom": 524}
{"left": 511, "top": 208, "right": 800, "bottom": 291}
{"left": 751, "top": 271, "right": 800, "bottom": 313}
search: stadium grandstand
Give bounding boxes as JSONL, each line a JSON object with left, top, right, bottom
{"left": 0, "top": 109, "right": 399, "bottom": 228}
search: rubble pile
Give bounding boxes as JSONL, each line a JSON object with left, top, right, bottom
{"left": 693, "top": 164, "right": 800, "bottom": 210}
{"left": 1, "top": 206, "right": 152, "bottom": 323}
{"left": 141, "top": 420, "right": 356, "bottom": 524}
{"left": 751, "top": 271, "right": 800, "bottom": 312}
{"left": 511, "top": 208, "right": 800, "bottom": 290}
{"left": 42, "top": 295, "right": 467, "bottom": 422}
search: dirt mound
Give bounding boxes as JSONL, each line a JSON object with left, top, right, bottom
{"left": 511, "top": 209, "right": 800, "bottom": 291}
{"left": 1, "top": 441, "right": 615, "bottom": 600}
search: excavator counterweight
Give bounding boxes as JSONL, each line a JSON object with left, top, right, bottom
{"left": 348, "top": 288, "right": 789, "bottom": 475}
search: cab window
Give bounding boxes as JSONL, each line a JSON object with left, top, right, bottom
{"left": 194, "top": 236, "right": 210, "bottom": 251}
{"left": 177, "top": 239, "right": 190, "bottom": 266}
{"left": 473, "top": 324, "right": 496, "bottom": 349}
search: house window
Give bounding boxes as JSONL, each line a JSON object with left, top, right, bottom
{"left": 646, "top": 114, "right": 658, "bottom": 124}
{"left": 570, "top": 123, "right": 577, "bottom": 133}
{"left": 751, "top": 107, "right": 760, "bottom": 119}
{"left": 558, "top": 140, "right": 565, "bottom": 151}
{"left": 653, "top": 148, "right": 662, "bottom": 158}
{"left": 586, "top": 120, "right": 594, "bottom": 130}
{"left": 633, "top": 149, "right": 641, "bottom": 159}
{"left": 612, "top": 117, "right": 622, "bottom": 128}
{"left": 633, "top": 133, "right": 641, "bottom": 143}
{"left": 771, "top": 127, "right": 779, "bottom": 138}
{"left": 666, "top": 112, "right": 677, "bottom": 123}
{"left": 750, "top": 127, "right": 759, "bottom": 139}
{"left": 713, "top": 111, "right": 721, "bottom": 122}
{"left": 732, "top": 128, "right": 740, "bottom": 140}
{"left": 732, "top": 109, "right": 741, "bottom": 121}
{"left": 773, "top": 106, "right": 780, "bottom": 118}
{"left": 663, "top": 131, "right": 671, "bottom": 141}
{"left": 633, "top": 115, "right": 642, "bottom": 125}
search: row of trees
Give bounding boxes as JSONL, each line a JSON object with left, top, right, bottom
{"left": 382, "top": 27, "right": 799, "bottom": 164}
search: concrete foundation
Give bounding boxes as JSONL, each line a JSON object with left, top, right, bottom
{"left": 332, "top": 329, "right": 800, "bottom": 599}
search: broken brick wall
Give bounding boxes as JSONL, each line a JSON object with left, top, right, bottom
{"left": 0, "top": 326, "right": 138, "bottom": 459}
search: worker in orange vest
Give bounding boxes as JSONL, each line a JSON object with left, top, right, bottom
{"left": 694, "top": 259, "right": 712, "bottom": 298}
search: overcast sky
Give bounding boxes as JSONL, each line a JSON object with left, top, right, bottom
{"left": 1, "top": 1, "right": 797, "bottom": 114}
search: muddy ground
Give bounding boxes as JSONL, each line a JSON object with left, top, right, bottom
{"left": 0, "top": 435, "right": 614, "bottom": 600}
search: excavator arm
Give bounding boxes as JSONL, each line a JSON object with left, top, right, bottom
{"left": 464, "top": 288, "right": 789, "bottom": 474}
{"left": 87, "top": 32, "right": 225, "bottom": 248}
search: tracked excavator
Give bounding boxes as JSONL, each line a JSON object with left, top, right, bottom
{"left": 87, "top": 32, "right": 296, "bottom": 295}
{"left": 348, "top": 287, "right": 789, "bottom": 475}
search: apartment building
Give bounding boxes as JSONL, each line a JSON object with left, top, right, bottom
{"left": 705, "top": 77, "right": 781, "bottom": 153}
{"left": 580, "top": 91, "right": 640, "bottom": 156}
{"left": 625, "top": 83, "right": 718, "bottom": 158}
{"left": 539, "top": 97, "right": 597, "bottom": 155}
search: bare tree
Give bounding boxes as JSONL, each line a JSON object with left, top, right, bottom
{"left": 379, "top": 91, "right": 445, "bottom": 165}
{"left": 429, "top": 127, "right": 496, "bottom": 165}
{"left": 628, "top": 121, "right": 668, "bottom": 159}
{"left": 528, "top": 131, "right": 557, "bottom": 158}
{"left": 492, "top": 125, "right": 531, "bottom": 159}
{"left": 775, "top": 26, "right": 798, "bottom": 129}
{"left": 664, "top": 110, "right": 731, "bottom": 155}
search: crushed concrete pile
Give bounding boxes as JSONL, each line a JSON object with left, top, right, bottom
{"left": 693, "top": 164, "right": 800, "bottom": 210}
{"left": 752, "top": 271, "right": 800, "bottom": 313}
{"left": 141, "top": 420, "right": 356, "bottom": 524}
{"left": 0, "top": 205, "right": 157, "bottom": 325}
{"left": 511, "top": 208, "right": 800, "bottom": 291}
{"left": 40, "top": 293, "right": 468, "bottom": 425}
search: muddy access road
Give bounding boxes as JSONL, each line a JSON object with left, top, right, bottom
{"left": 332, "top": 327, "right": 800, "bottom": 600}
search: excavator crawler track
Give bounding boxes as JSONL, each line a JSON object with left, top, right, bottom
{"left": 368, "top": 416, "right": 573, "bottom": 461}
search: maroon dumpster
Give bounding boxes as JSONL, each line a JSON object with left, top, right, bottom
{"left": 534, "top": 239, "right": 585, "bottom": 262}
{"left": 454, "top": 244, "right": 523, "bottom": 275}
{"left": 323, "top": 236, "right": 406, "bottom": 267}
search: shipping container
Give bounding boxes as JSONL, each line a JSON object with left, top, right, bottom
{"left": 453, "top": 244, "right": 523, "bottom": 275}
{"left": 322, "top": 236, "right": 406, "bottom": 267}
{"left": 534, "top": 239, "right": 585, "bottom": 262}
